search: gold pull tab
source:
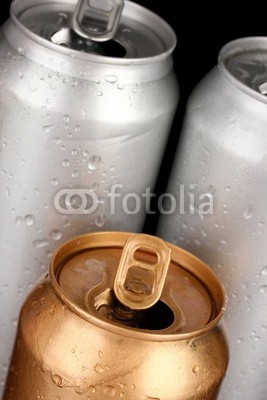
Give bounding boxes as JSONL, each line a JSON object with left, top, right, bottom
{"left": 114, "top": 234, "right": 171, "bottom": 310}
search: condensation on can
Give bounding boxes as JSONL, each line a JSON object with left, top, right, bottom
{"left": 157, "top": 37, "right": 267, "bottom": 400}
{"left": 3, "top": 232, "right": 228, "bottom": 400}
{"left": 0, "top": 0, "right": 179, "bottom": 393}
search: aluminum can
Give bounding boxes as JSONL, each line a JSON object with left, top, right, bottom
{"left": 3, "top": 232, "right": 228, "bottom": 400}
{"left": 0, "top": 0, "right": 178, "bottom": 392}
{"left": 157, "top": 37, "right": 267, "bottom": 400}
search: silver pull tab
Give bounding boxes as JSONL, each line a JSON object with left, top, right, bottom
{"left": 72, "top": 0, "right": 124, "bottom": 42}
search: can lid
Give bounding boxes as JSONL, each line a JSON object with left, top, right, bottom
{"left": 220, "top": 37, "right": 267, "bottom": 102}
{"left": 50, "top": 232, "right": 226, "bottom": 341}
{"left": 11, "top": 0, "right": 176, "bottom": 60}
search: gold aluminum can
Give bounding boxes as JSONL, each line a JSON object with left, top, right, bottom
{"left": 3, "top": 232, "right": 229, "bottom": 400}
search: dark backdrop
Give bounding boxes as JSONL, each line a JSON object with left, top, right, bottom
{"left": 0, "top": 1, "right": 264, "bottom": 233}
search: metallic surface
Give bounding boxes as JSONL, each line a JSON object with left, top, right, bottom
{"left": 72, "top": 0, "right": 124, "bottom": 42}
{"left": 0, "top": 0, "right": 178, "bottom": 395}
{"left": 157, "top": 37, "right": 267, "bottom": 400}
{"left": 3, "top": 232, "right": 228, "bottom": 400}
{"left": 114, "top": 234, "right": 171, "bottom": 310}
{"left": 15, "top": 0, "right": 175, "bottom": 58}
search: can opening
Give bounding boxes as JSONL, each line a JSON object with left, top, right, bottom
{"left": 52, "top": 232, "right": 226, "bottom": 339}
{"left": 51, "top": 28, "right": 126, "bottom": 57}
{"left": 220, "top": 39, "right": 267, "bottom": 101}
{"left": 95, "top": 288, "right": 175, "bottom": 330}
{"left": 12, "top": 0, "right": 177, "bottom": 61}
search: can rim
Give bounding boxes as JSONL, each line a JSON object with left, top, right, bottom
{"left": 219, "top": 36, "right": 267, "bottom": 105}
{"left": 10, "top": 0, "right": 177, "bottom": 66}
{"left": 50, "top": 232, "right": 226, "bottom": 342}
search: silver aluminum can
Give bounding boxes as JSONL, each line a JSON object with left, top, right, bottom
{"left": 0, "top": 0, "right": 178, "bottom": 394}
{"left": 157, "top": 37, "right": 267, "bottom": 400}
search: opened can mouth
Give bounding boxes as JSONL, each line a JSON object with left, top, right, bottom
{"left": 10, "top": 0, "right": 177, "bottom": 64}
{"left": 219, "top": 36, "right": 267, "bottom": 104}
{"left": 50, "top": 232, "right": 226, "bottom": 342}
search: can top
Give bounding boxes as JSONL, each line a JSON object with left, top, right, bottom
{"left": 50, "top": 232, "right": 226, "bottom": 342}
{"left": 11, "top": 0, "right": 176, "bottom": 62}
{"left": 219, "top": 37, "right": 267, "bottom": 104}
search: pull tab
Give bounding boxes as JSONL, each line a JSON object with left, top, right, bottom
{"left": 114, "top": 234, "right": 171, "bottom": 310}
{"left": 72, "top": 0, "right": 124, "bottom": 42}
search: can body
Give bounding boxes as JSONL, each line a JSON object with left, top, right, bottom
{"left": 0, "top": 0, "right": 178, "bottom": 393}
{"left": 3, "top": 232, "right": 228, "bottom": 400}
{"left": 158, "top": 37, "right": 267, "bottom": 400}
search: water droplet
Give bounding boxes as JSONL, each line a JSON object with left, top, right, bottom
{"left": 144, "top": 397, "right": 160, "bottom": 400}
{"left": 98, "top": 351, "right": 103, "bottom": 358}
{"left": 87, "top": 155, "right": 102, "bottom": 171}
{"left": 192, "top": 365, "right": 199, "bottom": 374}
{"left": 31, "top": 300, "right": 37, "bottom": 308}
{"left": 11, "top": 318, "right": 18, "bottom": 327}
{"left": 18, "top": 72, "right": 24, "bottom": 79}
{"left": 4, "top": 186, "right": 10, "bottom": 199}
{"left": 43, "top": 125, "right": 54, "bottom": 134}
{"left": 51, "top": 178, "right": 59, "bottom": 186}
{"left": 117, "top": 83, "right": 124, "bottom": 90}
{"left": 259, "top": 285, "right": 267, "bottom": 294}
{"left": 50, "top": 229, "right": 63, "bottom": 241}
{"left": 33, "top": 239, "right": 49, "bottom": 249}
{"left": 71, "top": 348, "right": 76, "bottom": 354}
{"left": 103, "top": 386, "right": 116, "bottom": 397}
{"left": 95, "top": 214, "right": 107, "bottom": 227}
{"left": 15, "top": 216, "right": 23, "bottom": 226}
{"left": 52, "top": 374, "right": 63, "bottom": 387}
{"left": 63, "top": 159, "right": 70, "bottom": 167}
{"left": 261, "top": 266, "right": 267, "bottom": 276}
{"left": 89, "top": 385, "right": 96, "bottom": 393}
{"left": 105, "top": 75, "right": 118, "bottom": 84}
{"left": 18, "top": 46, "right": 25, "bottom": 54}
{"left": 119, "top": 392, "right": 125, "bottom": 398}
{"left": 46, "top": 98, "right": 52, "bottom": 104}
{"left": 243, "top": 205, "right": 254, "bottom": 220}
{"left": 24, "top": 214, "right": 35, "bottom": 226}
{"left": 63, "top": 114, "right": 70, "bottom": 123}
{"left": 72, "top": 170, "right": 79, "bottom": 178}
{"left": 49, "top": 305, "right": 56, "bottom": 315}
{"left": 97, "top": 91, "right": 103, "bottom": 97}
{"left": 203, "top": 147, "right": 211, "bottom": 156}
{"left": 94, "top": 363, "right": 104, "bottom": 374}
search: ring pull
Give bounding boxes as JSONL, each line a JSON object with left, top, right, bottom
{"left": 114, "top": 234, "right": 171, "bottom": 310}
{"left": 72, "top": 0, "right": 124, "bottom": 42}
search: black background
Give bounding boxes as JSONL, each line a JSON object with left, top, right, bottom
{"left": 0, "top": 1, "right": 264, "bottom": 232}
